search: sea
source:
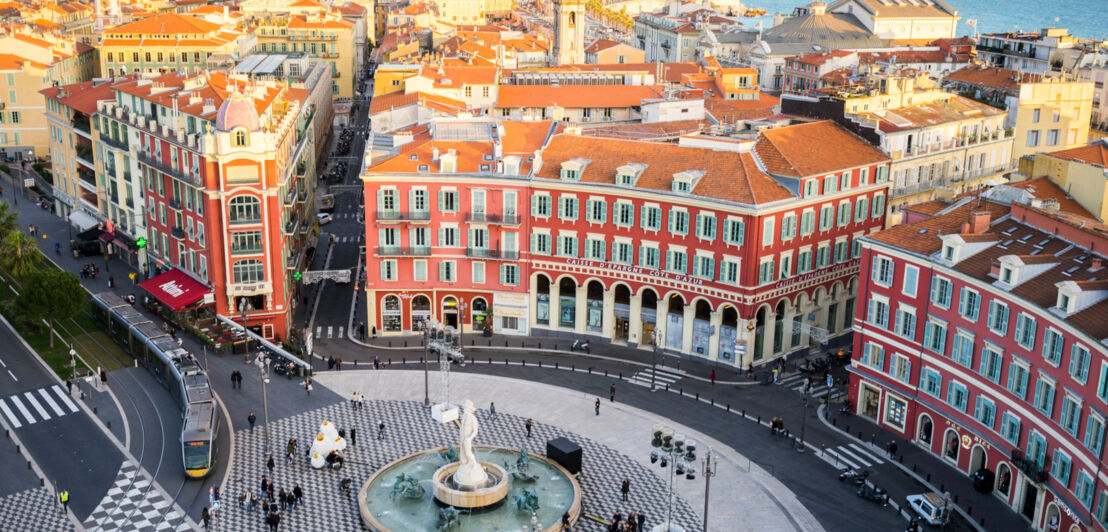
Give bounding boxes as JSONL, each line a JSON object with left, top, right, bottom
{"left": 742, "top": 0, "right": 1106, "bottom": 41}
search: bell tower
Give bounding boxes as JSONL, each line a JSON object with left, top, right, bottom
{"left": 552, "top": 0, "right": 586, "bottom": 65}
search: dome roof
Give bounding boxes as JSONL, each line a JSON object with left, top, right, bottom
{"left": 215, "top": 92, "right": 260, "bottom": 132}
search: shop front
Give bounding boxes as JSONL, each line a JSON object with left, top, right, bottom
{"left": 411, "top": 295, "right": 431, "bottom": 332}
{"left": 493, "top": 292, "right": 528, "bottom": 335}
{"left": 382, "top": 295, "right": 402, "bottom": 332}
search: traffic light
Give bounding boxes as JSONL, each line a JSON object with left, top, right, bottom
{"left": 293, "top": 271, "right": 302, "bottom": 281}
{"left": 136, "top": 237, "right": 147, "bottom": 248}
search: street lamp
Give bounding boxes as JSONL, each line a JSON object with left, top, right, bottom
{"left": 423, "top": 318, "right": 439, "bottom": 407}
{"left": 252, "top": 352, "right": 272, "bottom": 456}
{"left": 649, "top": 424, "right": 695, "bottom": 532}
{"left": 796, "top": 387, "right": 810, "bottom": 453}
{"left": 701, "top": 447, "right": 718, "bottom": 532}
{"left": 650, "top": 329, "right": 659, "bottom": 391}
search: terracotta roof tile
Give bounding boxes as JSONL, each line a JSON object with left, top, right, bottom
{"left": 40, "top": 76, "right": 139, "bottom": 115}
{"left": 496, "top": 84, "right": 664, "bottom": 109}
{"left": 867, "top": 202, "right": 1011, "bottom": 255}
{"left": 534, "top": 135, "right": 794, "bottom": 205}
{"left": 754, "top": 120, "right": 889, "bottom": 178}
{"left": 104, "top": 13, "right": 221, "bottom": 35}
{"left": 1043, "top": 142, "right": 1108, "bottom": 168}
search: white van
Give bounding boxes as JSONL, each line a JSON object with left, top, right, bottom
{"left": 906, "top": 492, "right": 950, "bottom": 526}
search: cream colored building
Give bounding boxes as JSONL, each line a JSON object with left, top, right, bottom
{"left": 1013, "top": 140, "right": 1108, "bottom": 220}
{"left": 1010, "top": 77, "right": 1095, "bottom": 162}
{"left": 828, "top": 0, "right": 959, "bottom": 41}
{"left": 98, "top": 13, "right": 254, "bottom": 77}
{"left": 254, "top": 9, "right": 357, "bottom": 102}
{"left": 435, "top": 0, "right": 485, "bottom": 25}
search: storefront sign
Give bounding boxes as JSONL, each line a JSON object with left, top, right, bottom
{"left": 773, "top": 260, "right": 860, "bottom": 290}
{"left": 564, "top": 258, "right": 705, "bottom": 286}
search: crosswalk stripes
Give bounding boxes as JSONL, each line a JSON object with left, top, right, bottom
{"left": 327, "top": 326, "right": 334, "bottom": 339}
{"left": 0, "top": 386, "right": 78, "bottom": 428}
{"left": 337, "top": 326, "right": 344, "bottom": 339}
{"left": 777, "top": 373, "right": 846, "bottom": 401}
{"left": 824, "top": 443, "right": 886, "bottom": 470}
{"left": 316, "top": 326, "right": 322, "bottom": 338}
{"left": 628, "top": 367, "right": 684, "bottom": 387}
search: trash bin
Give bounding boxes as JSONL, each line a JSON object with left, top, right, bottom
{"left": 972, "top": 468, "right": 994, "bottom": 493}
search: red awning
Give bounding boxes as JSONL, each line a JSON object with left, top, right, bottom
{"left": 98, "top": 233, "right": 115, "bottom": 243}
{"left": 139, "top": 269, "right": 211, "bottom": 311}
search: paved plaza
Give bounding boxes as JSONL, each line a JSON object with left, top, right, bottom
{"left": 81, "top": 459, "right": 194, "bottom": 532}
{"left": 215, "top": 369, "right": 821, "bottom": 531}
{"left": 0, "top": 486, "right": 77, "bottom": 531}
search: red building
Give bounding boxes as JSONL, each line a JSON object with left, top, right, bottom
{"left": 94, "top": 72, "right": 317, "bottom": 341}
{"left": 362, "top": 119, "right": 890, "bottom": 367}
{"left": 851, "top": 199, "right": 1108, "bottom": 531}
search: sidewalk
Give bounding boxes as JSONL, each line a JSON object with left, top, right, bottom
{"left": 817, "top": 405, "right": 1029, "bottom": 532}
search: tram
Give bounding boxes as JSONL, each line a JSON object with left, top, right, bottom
{"left": 90, "top": 292, "right": 219, "bottom": 478}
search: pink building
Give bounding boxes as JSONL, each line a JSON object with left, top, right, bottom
{"left": 852, "top": 200, "right": 1108, "bottom": 531}
{"left": 363, "top": 119, "right": 890, "bottom": 367}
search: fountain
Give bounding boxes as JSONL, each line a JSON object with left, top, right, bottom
{"left": 359, "top": 399, "right": 582, "bottom": 532}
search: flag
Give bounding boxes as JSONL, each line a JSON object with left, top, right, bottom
{"left": 966, "top": 19, "right": 977, "bottom": 27}
{"left": 754, "top": 21, "right": 763, "bottom": 30}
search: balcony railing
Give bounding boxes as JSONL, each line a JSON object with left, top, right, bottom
{"left": 168, "top": 198, "right": 182, "bottom": 210}
{"left": 465, "top": 248, "right": 520, "bottom": 260}
{"left": 375, "top": 210, "right": 431, "bottom": 222}
{"left": 377, "top": 246, "right": 431, "bottom": 256}
{"left": 464, "top": 212, "right": 521, "bottom": 225}
{"left": 100, "top": 135, "right": 128, "bottom": 152}
{"left": 1010, "top": 450, "right": 1049, "bottom": 484}
{"left": 283, "top": 217, "right": 299, "bottom": 234}
{"left": 171, "top": 226, "right": 185, "bottom": 239}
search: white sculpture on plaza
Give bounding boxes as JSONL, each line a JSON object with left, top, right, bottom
{"left": 309, "top": 420, "right": 346, "bottom": 469}
{"left": 453, "top": 399, "right": 488, "bottom": 486}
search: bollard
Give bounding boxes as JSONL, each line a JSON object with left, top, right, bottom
{"left": 404, "top": 341, "right": 408, "bottom": 348}
{"left": 93, "top": 407, "right": 97, "bottom": 415}
{"left": 522, "top": 360, "right": 526, "bottom": 366}
{"left": 927, "top": 473, "right": 931, "bottom": 482}
{"left": 538, "top": 342, "right": 542, "bottom": 349}
{"left": 572, "top": 364, "right": 575, "bottom": 371}
{"left": 471, "top": 340, "right": 475, "bottom": 346}
{"left": 619, "top": 372, "right": 622, "bottom": 380}
{"left": 107, "top": 421, "right": 111, "bottom": 430}
{"left": 388, "top": 341, "right": 392, "bottom": 347}
{"left": 354, "top": 360, "right": 358, "bottom": 366}
{"left": 726, "top": 403, "right": 730, "bottom": 411}
{"left": 967, "top": 506, "right": 972, "bottom": 517}
{"left": 953, "top": 495, "right": 958, "bottom": 504}
{"left": 15, "top": 444, "right": 19, "bottom": 454}
{"left": 588, "top": 367, "right": 592, "bottom": 374}
{"left": 742, "top": 409, "right": 746, "bottom": 418}
{"left": 980, "top": 517, "right": 986, "bottom": 527}
{"left": 666, "top": 383, "right": 670, "bottom": 391}
{"left": 555, "top": 362, "right": 559, "bottom": 369}
{"left": 680, "top": 388, "right": 683, "bottom": 396}
{"left": 538, "top": 360, "right": 542, "bottom": 368}
{"left": 940, "top": 483, "right": 944, "bottom": 493}
{"left": 832, "top": 418, "right": 837, "bottom": 426}
{"left": 845, "top": 425, "right": 850, "bottom": 434}
{"left": 27, "top": 460, "right": 31, "bottom": 470}
{"left": 912, "top": 464, "right": 917, "bottom": 473}
{"left": 505, "top": 341, "right": 508, "bottom": 348}
{"left": 711, "top": 398, "right": 714, "bottom": 406}
{"left": 40, "top": 478, "right": 44, "bottom": 487}
{"left": 489, "top": 357, "right": 492, "bottom": 365}
{"left": 605, "top": 370, "right": 608, "bottom": 377}
{"left": 696, "top": 392, "right": 699, "bottom": 400}
{"left": 899, "top": 455, "right": 903, "bottom": 464}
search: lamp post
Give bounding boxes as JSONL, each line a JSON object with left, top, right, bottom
{"left": 796, "top": 386, "right": 810, "bottom": 453}
{"left": 701, "top": 447, "right": 718, "bottom": 532}
{"left": 650, "top": 329, "right": 659, "bottom": 391}
{"left": 253, "top": 352, "right": 272, "bottom": 456}
{"left": 649, "top": 424, "right": 695, "bottom": 532}
{"left": 423, "top": 318, "right": 438, "bottom": 407}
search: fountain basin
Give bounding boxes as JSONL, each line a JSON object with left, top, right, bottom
{"left": 433, "top": 462, "right": 508, "bottom": 508}
{"left": 359, "top": 446, "right": 582, "bottom": 532}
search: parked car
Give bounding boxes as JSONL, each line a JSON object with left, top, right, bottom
{"left": 906, "top": 492, "right": 950, "bottom": 526}
{"left": 317, "top": 213, "right": 333, "bottom": 225}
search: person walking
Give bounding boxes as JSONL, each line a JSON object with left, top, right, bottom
{"left": 595, "top": 398, "right": 600, "bottom": 416}
{"left": 201, "top": 507, "right": 210, "bottom": 529}
{"left": 710, "top": 369, "right": 716, "bottom": 385}
{"left": 610, "top": 383, "right": 616, "bottom": 402}
{"left": 259, "top": 476, "right": 268, "bottom": 496}
{"left": 350, "top": 427, "right": 356, "bottom": 446}
{"left": 248, "top": 411, "right": 257, "bottom": 432}
{"left": 231, "top": 371, "right": 238, "bottom": 389}
{"left": 266, "top": 455, "right": 275, "bottom": 475}
{"left": 278, "top": 488, "right": 287, "bottom": 511}
{"left": 487, "top": 402, "right": 497, "bottom": 420}
{"left": 305, "top": 377, "right": 312, "bottom": 397}
{"left": 620, "top": 478, "right": 630, "bottom": 502}
{"left": 637, "top": 510, "right": 645, "bottom": 532}
{"left": 525, "top": 418, "right": 533, "bottom": 438}
{"left": 377, "top": 421, "right": 385, "bottom": 440}
{"left": 293, "top": 483, "right": 303, "bottom": 505}
{"left": 888, "top": 441, "right": 899, "bottom": 459}
{"left": 59, "top": 489, "right": 69, "bottom": 514}
{"left": 65, "top": 378, "right": 72, "bottom": 396}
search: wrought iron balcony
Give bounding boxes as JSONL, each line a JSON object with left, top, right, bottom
{"left": 375, "top": 210, "right": 431, "bottom": 222}
{"left": 465, "top": 248, "right": 520, "bottom": 260}
{"left": 377, "top": 246, "right": 431, "bottom": 256}
{"left": 464, "top": 212, "right": 521, "bottom": 225}
{"left": 1010, "top": 449, "right": 1049, "bottom": 484}
{"left": 171, "top": 226, "right": 185, "bottom": 239}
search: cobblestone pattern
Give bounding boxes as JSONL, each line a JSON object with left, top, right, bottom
{"left": 0, "top": 486, "right": 77, "bottom": 532}
{"left": 81, "top": 460, "right": 193, "bottom": 532}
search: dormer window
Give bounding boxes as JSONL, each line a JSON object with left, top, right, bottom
{"left": 671, "top": 170, "right": 705, "bottom": 194}
{"left": 943, "top": 244, "right": 954, "bottom": 261}
{"left": 1058, "top": 293, "right": 1072, "bottom": 313}
{"left": 559, "top": 158, "right": 590, "bottom": 181}
{"left": 616, "top": 163, "right": 647, "bottom": 187}
{"left": 1001, "top": 266, "right": 1013, "bottom": 284}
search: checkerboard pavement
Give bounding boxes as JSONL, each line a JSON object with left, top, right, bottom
{"left": 0, "top": 486, "right": 76, "bottom": 531}
{"left": 81, "top": 460, "right": 194, "bottom": 531}
{"left": 220, "top": 400, "right": 702, "bottom": 531}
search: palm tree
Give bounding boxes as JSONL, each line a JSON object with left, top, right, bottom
{"left": 2, "top": 231, "right": 39, "bottom": 281}
{"left": 0, "top": 201, "right": 17, "bottom": 239}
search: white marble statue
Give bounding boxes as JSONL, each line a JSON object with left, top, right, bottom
{"left": 454, "top": 399, "right": 488, "bottom": 486}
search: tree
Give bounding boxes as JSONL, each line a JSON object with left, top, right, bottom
{"left": 0, "top": 201, "right": 17, "bottom": 239}
{"left": 2, "top": 230, "right": 38, "bottom": 281}
{"left": 17, "top": 269, "right": 85, "bottom": 348}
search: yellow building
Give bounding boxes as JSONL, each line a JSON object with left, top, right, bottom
{"left": 98, "top": 13, "right": 253, "bottom": 77}
{"left": 373, "top": 64, "right": 421, "bottom": 96}
{"left": 254, "top": 10, "right": 357, "bottom": 101}
{"left": 1014, "top": 140, "right": 1108, "bottom": 220}
{"left": 435, "top": 0, "right": 485, "bottom": 25}
{"left": 1010, "top": 77, "right": 1095, "bottom": 162}
{"left": 0, "top": 28, "right": 98, "bottom": 161}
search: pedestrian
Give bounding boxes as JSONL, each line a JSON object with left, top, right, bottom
{"left": 232, "top": 371, "right": 238, "bottom": 389}
{"left": 328, "top": 356, "right": 335, "bottom": 370}
{"left": 487, "top": 401, "right": 497, "bottom": 420}
{"left": 595, "top": 398, "right": 600, "bottom": 416}
{"left": 100, "top": 368, "right": 107, "bottom": 388}
{"left": 338, "top": 427, "right": 346, "bottom": 440}
{"left": 889, "top": 441, "right": 899, "bottom": 459}
{"left": 351, "top": 391, "right": 359, "bottom": 408}
{"left": 260, "top": 476, "right": 268, "bottom": 495}
{"left": 65, "top": 378, "right": 72, "bottom": 396}
{"left": 59, "top": 489, "right": 69, "bottom": 514}
{"left": 771, "top": 367, "right": 779, "bottom": 383}
{"left": 747, "top": 363, "right": 753, "bottom": 376}
{"left": 610, "top": 383, "right": 616, "bottom": 402}
{"left": 350, "top": 426, "right": 356, "bottom": 446}
{"left": 373, "top": 355, "right": 380, "bottom": 370}
{"left": 620, "top": 478, "right": 630, "bottom": 502}
{"left": 278, "top": 488, "right": 287, "bottom": 511}
{"left": 710, "top": 369, "right": 716, "bottom": 385}
{"left": 378, "top": 421, "right": 385, "bottom": 440}
{"left": 305, "top": 377, "right": 312, "bottom": 397}
{"left": 201, "top": 507, "right": 210, "bottom": 529}
{"left": 267, "top": 455, "right": 275, "bottom": 474}
{"left": 637, "top": 510, "right": 645, "bottom": 532}
{"left": 293, "top": 483, "right": 303, "bottom": 504}
{"left": 248, "top": 411, "right": 257, "bottom": 432}
{"left": 525, "top": 418, "right": 533, "bottom": 438}
{"left": 108, "top": 275, "right": 114, "bottom": 288}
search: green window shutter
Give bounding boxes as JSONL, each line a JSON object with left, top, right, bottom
{"left": 376, "top": 190, "right": 384, "bottom": 212}
{"left": 641, "top": 207, "right": 649, "bottom": 228}
{"left": 668, "top": 210, "right": 675, "bottom": 233}
{"left": 531, "top": 194, "right": 540, "bottom": 216}
{"left": 438, "top": 190, "right": 445, "bottom": 210}
{"left": 438, "top": 227, "right": 445, "bottom": 246}
{"left": 380, "top": 262, "right": 389, "bottom": 281}
{"left": 558, "top": 197, "right": 565, "bottom": 218}
{"left": 408, "top": 189, "right": 415, "bottom": 211}
{"left": 438, "top": 261, "right": 446, "bottom": 280}
{"left": 499, "top": 264, "right": 506, "bottom": 285}
{"left": 611, "top": 241, "right": 618, "bottom": 262}
{"left": 737, "top": 220, "right": 745, "bottom": 245}
{"left": 600, "top": 201, "right": 607, "bottom": 224}
{"left": 639, "top": 246, "right": 647, "bottom": 267}
{"left": 666, "top": 250, "right": 673, "bottom": 271}
{"left": 530, "top": 234, "right": 536, "bottom": 254}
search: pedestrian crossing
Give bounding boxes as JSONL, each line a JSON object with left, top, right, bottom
{"left": 777, "top": 373, "right": 846, "bottom": 402}
{"left": 628, "top": 366, "right": 684, "bottom": 387}
{"left": 823, "top": 442, "right": 887, "bottom": 470}
{"left": 0, "top": 385, "right": 78, "bottom": 428}
{"left": 317, "top": 326, "right": 345, "bottom": 339}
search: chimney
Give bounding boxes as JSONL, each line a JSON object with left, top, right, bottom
{"left": 970, "top": 210, "right": 991, "bottom": 233}
{"left": 532, "top": 149, "right": 543, "bottom": 174}
{"left": 432, "top": 147, "right": 440, "bottom": 161}
{"left": 1092, "top": 257, "right": 1104, "bottom": 272}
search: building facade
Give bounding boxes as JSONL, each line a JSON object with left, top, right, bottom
{"left": 98, "top": 13, "right": 253, "bottom": 78}
{"left": 851, "top": 200, "right": 1108, "bottom": 532}
{"left": 552, "top": 0, "right": 586, "bottom": 66}
{"left": 1011, "top": 78, "right": 1095, "bottom": 162}
{"left": 362, "top": 120, "right": 891, "bottom": 367}
{"left": 976, "top": 29, "right": 1083, "bottom": 75}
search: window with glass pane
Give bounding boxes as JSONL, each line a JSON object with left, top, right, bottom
{"left": 947, "top": 381, "right": 968, "bottom": 412}
{"left": 861, "top": 342, "right": 884, "bottom": 370}
{"left": 1051, "top": 449, "right": 1071, "bottom": 484}
{"left": 979, "top": 346, "right": 1001, "bottom": 382}
{"left": 894, "top": 308, "right": 916, "bottom": 339}
{"left": 1007, "top": 362, "right": 1029, "bottom": 399}
{"left": 1015, "top": 314, "right": 1037, "bottom": 350}
{"left": 974, "top": 396, "right": 996, "bottom": 428}
{"left": 1077, "top": 471, "right": 1095, "bottom": 509}
{"left": 891, "top": 355, "right": 910, "bottom": 382}
{"left": 930, "top": 277, "right": 952, "bottom": 307}
{"left": 1034, "top": 377, "right": 1056, "bottom": 416}
{"left": 958, "top": 288, "right": 980, "bottom": 320}
{"left": 231, "top": 231, "right": 263, "bottom": 254}
{"left": 923, "top": 320, "right": 946, "bottom": 353}
{"left": 1086, "top": 415, "right": 1105, "bottom": 455}
{"left": 229, "top": 195, "right": 261, "bottom": 224}
{"left": 1061, "top": 395, "right": 1082, "bottom": 436}
{"left": 232, "top": 259, "right": 264, "bottom": 283}
{"left": 867, "top": 298, "right": 889, "bottom": 328}
{"left": 922, "top": 367, "right": 942, "bottom": 397}
{"left": 1071, "top": 344, "right": 1091, "bottom": 383}
{"left": 1001, "top": 413, "right": 1020, "bottom": 445}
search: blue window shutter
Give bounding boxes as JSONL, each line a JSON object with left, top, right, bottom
{"left": 668, "top": 210, "right": 675, "bottom": 233}
{"left": 666, "top": 250, "right": 673, "bottom": 271}
{"left": 611, "top": 241, "right": 618, "bottom": 262}
{"left": 599, "top": 201, "right": 607, "bottom": 224}
{"left": 737, "top": 221, "right": 745, "bottom": 245}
